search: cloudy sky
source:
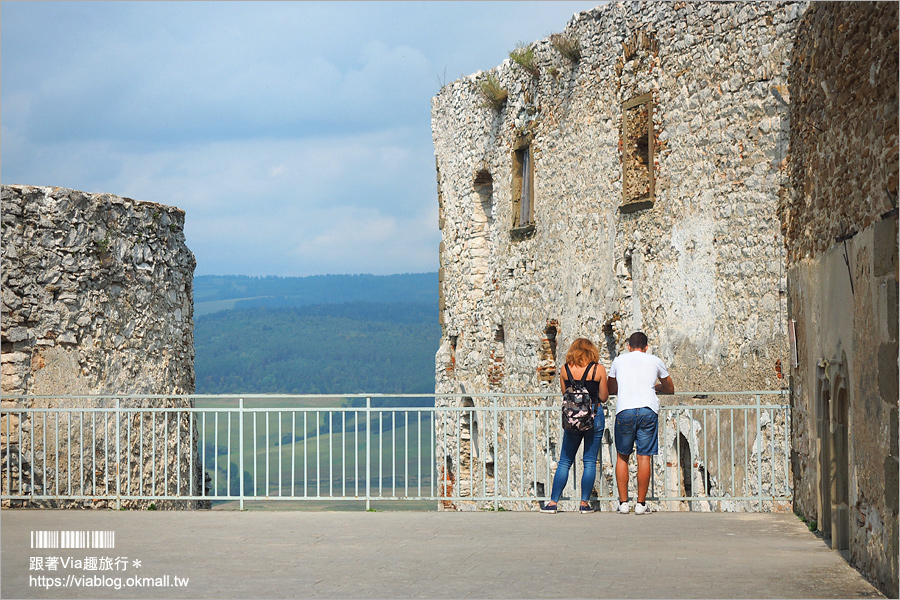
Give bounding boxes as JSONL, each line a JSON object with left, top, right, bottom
{"left": 2, "top": 1, "right": 599, "bottom": 276}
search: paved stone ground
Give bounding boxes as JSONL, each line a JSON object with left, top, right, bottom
{"left": 1, "top": 510, "right": 885, "bottom": 599}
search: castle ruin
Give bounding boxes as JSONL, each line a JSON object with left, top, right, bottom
{"left": 433, "top": 0, "right": 800, "bottom": 510}
{"left": 432, "top": 2, "right": 897, "bottom": 595}
{"left": 1, "top": 185, "right": 206, "bottom": 509}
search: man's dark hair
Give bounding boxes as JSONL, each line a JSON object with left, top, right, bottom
{"left": 628, "top": 331, "right": 648, "bottom": 350}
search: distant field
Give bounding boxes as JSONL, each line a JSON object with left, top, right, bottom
{"left": 195, "top": 398, "right": 436, "bottom": 504}
{"left": 193, "top": 272, "right": 438, "bottom": 314}
{"left": 191, "top": 272, "right": 442, "bottom": 511}
{"left": 194, "top": 296, "right": 268, "bottom": 316}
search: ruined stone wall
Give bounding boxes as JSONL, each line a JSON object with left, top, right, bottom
{"left": 1, "top": 185, "right": 206, "bottom": 509}
{"left": 433, "top": 1, "right": 804, "bottom": 511}
{"left": 784, "top": 3, "right": 898, "bottom": 596}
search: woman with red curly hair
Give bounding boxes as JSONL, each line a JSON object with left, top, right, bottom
{"left": 541, "top": 337, "right": 609, "bottom": 513}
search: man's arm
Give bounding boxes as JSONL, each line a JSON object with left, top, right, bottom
{"left": 655, "top": 376, "right": 675, "bottom": 395}
{"left": 607, "top": 376, "right": 618, "bottom": 396}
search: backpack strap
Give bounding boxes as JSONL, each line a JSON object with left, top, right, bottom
{"left": 564, "top": 364, "right": 575, "bottom": 385}
{"left": 579, "top": 362, "right": 595, "bottom": 385}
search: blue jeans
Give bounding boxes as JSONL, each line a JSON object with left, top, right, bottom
{"left": 550, "top": 410, "right": 605, "bottom": 503}
{"left": 614, "top": 407, "right": 659, "bottom": 456}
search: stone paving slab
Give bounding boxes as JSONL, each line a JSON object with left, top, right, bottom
{"left": 0, "top": 509, "right": 885, "bottom": 599}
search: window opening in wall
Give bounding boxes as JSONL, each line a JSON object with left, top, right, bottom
{"left": 677, "top": 433, "right": 692, "bottom": 498}
{"left": 488, "top": 324, "right": 505, "bottom": 390}
{"left": 621, "top": 93, "right": 655, "bottom": 213}
{"left": 537, "top": 321, "right": 559, "bottom": 382}
{"left": 474, "top": 170, "right": 493, "bottom": 194}
{"left": 520, "top": 148, "right": 532, "bottom": 225}
{"left": 474, "top": 170, "right": 495, "bottom": 221}
{"left": 470, "top": 170, "right": 494, "bottom": 295}
{"left": 447, "top": 335, "right": 458, "bottom": 374}
{"left": 511, "top": 141, "right": 535, "bottom": 238}
{"left": 602, "top": 321, "right": 618, "bottom": 361}
{"left": 461, "top": 397, "right": 478, "bottom": 460}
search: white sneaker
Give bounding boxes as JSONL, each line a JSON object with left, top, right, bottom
{"left": 617, "top": 501, "right": 630, "bottom": 514}
{"left": 635, "top": 502, "right": 651, "bottom": 515}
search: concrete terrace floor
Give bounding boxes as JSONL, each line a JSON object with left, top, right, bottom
{"left": 0, "top": 509, "right": 885, "bottom": 599}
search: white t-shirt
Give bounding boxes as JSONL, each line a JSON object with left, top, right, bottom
{"left": 608, "top": 350, "right": 670, "bottom": 413}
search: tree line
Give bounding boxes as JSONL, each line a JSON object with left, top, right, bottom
{"left": 194, "top": 301, "right": 440, "bottom": 396}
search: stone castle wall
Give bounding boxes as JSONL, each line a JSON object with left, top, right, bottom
{"left": 432, "top": 1, "right": 803, "bottom": 511}
{"left": 1, "top": 185, "right": 206, "bottom": 509}
{"left": 783, "top": 2, "right": 898, "bottom": 596}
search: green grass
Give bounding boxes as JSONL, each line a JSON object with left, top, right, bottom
{"left": 550, "top": 33, "right": 580, "bottom": 62}
{"left": 478, "top": 73, "right": 508, "bottom": 110}
{"left": 509, "top": 43, "right": 539, "bottom": 76}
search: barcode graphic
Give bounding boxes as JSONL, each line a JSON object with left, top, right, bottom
{"left": 31, "top": 531, "right": 115, "bottom": 549}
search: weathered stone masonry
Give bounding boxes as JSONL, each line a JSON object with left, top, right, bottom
{"left": 433, "top": 1, "right": 803, "bottom": 514}
{"left": 1, "top": 185, "right": 206, "bottom": 509}
{"left": 434, "top": 1, "right": 898, "bottom": 596}
{"left": 783, "top": 3, "right": 899, "bottom": 596}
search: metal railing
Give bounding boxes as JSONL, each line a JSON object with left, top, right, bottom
{"left": 0, "top": 392, "right": 790, "bottom": 510}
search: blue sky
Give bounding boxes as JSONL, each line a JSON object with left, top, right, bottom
{"left": 1, "top": 1, "right": 600, "bottom": 276}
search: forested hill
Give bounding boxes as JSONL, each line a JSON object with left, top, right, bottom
{"left": 193, "top": 273, "right": 440, "bottom": 396}
{"left": 194, "top": 273, "right": 437, "bottom": 316}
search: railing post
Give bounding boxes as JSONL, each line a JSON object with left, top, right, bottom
{"left": 492, "top": 398, "right": 499, "bottom": 511}
{"left": 239, "top": 398, "right": 245, "bottom": 511}
{"left": 366, "top": 397, "right": 371, "bottom": 511}
{"left": 756, "top": 394, "right": 762, "bottom": 509}
{"left": 116, "top": 398, "right": 121, "bottom": 510}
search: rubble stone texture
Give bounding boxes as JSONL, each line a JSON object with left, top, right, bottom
{"left": 1, "top": 185, "right": 206, "bottom": 509}
{"left": 784, "top": 2, "right": 899, "bottom": 596}
{"left": 432, "top": 0, "right": 803, "bottom": 514}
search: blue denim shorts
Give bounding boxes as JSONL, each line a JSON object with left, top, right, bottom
{"left": 614, "top": 407, "right": 659, "bottom": 456}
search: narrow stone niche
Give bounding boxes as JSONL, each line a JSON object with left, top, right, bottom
{"left": 537, "top": 320, "right": 559, "bottom": 382}
{"left": 621, "top": 93, "right": 654, "bottom": 212}
{"left": 488, "top": 324, "right": 505, "bottom": 390}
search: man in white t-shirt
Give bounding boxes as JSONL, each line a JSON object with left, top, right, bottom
{"left": 608, "top": 331, "right": 674, "bottom": 515}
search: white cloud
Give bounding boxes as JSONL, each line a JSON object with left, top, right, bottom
{"left": 1, "top": 0, "right": 601, "bottom": 276}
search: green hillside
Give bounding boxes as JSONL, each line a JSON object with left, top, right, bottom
{"left": 194, "top": 301, "right": 440, "bottom": 395}
{"left": 194, "top": 272, "right": 437, "bottom": 316}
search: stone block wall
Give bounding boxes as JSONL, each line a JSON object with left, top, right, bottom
{"left": 432, "top": 1, "right": 803, "bottom": 510}
{"left": 1, "top": 185, "right": 206, "bottom": 509}
{"left": 784, "top": 3, "right": 899, "bottom": 596}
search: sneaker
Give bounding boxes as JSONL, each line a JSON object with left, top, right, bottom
{"left": 579, "top": 503, "right": 595, "bottom": 514}
{"left": 635, "top": 502, "right": 652, "bottom": 515}
{"left": 540, "top": 502, "right": 558, "bottom": 514}
{"left": 617, "top": 501, "right": 630, "bottom": 514}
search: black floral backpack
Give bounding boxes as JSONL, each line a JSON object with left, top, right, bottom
{"left": 561, "top": 363, "right": 596, "bottom": 432}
